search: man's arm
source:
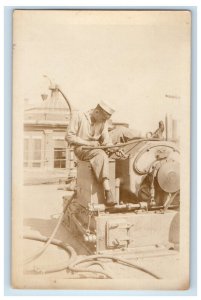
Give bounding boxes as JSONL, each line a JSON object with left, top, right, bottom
{"left": 65, "top": 112, "right": 99, "bottom": 146}
{"left": 100, "top": 121, "right": 113, "bottom": 146}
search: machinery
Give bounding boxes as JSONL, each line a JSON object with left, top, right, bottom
{"left": 23, "top": 79, "right": 180, "bottom": 278}
{"left": 63, "top": 138, "right": 180, "bottom": 256}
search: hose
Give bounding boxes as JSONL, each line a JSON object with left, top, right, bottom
{"left": 82, "top": 138, "right": 161, "bottom": 150}
{"left": 23, "top": 235, "right": 111, "bottom": 278}
{"left": 23, "top": 233, "right": 161, "bottom": 279}
{"left": 68, "top": 266, "right": 112, "bottom": 279}
{"left": 23, "top": 234, "right": 77, "bottom": 274}
{"left": 68, "top": 255, "right": 161, "bottom": 279}
{"left": 58, "top": 88, "right": 72, "bottom": 114}
{"left": 81, "top": 260, "right": 113, "bottom": 276}
{"left": 24, "top": 192, "right": 75, "bottom": 265}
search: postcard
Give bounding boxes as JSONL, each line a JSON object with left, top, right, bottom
{"left": 12, "top": 9, "right": 191, "bottom": 290}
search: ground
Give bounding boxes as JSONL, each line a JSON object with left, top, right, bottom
{"left": 22, "top": 184, "right": 181, "bottom": 281}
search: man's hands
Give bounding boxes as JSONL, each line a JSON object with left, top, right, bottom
{"left": 79, "top": 140, "right": 100, "bottom": 149}
{"left": 105, "top": 147, "right": 119, "bottom": 155}
{"left": 80, "top": 142, "right": 128, "bottom": 159}
{"left": 106, "top": 147, "right": 128, "bottom": 159}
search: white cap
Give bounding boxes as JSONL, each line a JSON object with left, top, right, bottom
{"left": 98, "top": 100, "right": 115, "bottom": 115}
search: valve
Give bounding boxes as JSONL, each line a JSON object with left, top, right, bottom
{"left": 83, "top": 233, "right": 97, "bottom": 243}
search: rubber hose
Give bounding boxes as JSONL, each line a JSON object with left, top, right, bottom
{"left": 58, "top": 88, "right": 72, "bottom": 114}
{"left": 23, "top": 235, "right": 161, "bottom": 279}
{"left": 82, "top": 138, "right": 161, "bottom": 150}
{"left": 69, "top": 255, "right": 161, "bottom": 279}
{"left": 24, "top": 235, "right": 111, "bottom": 278}
{"left": 68, "top": 266, "right": 112, "bottom": 279}
{"left": 23, "top": 234, "right": 77, "bottom": 274}
{"left": 75, "top": 261, "right": 115, "bottom": 278}
{"left": 24, "top": 192, "right": 75, "bottom": 265}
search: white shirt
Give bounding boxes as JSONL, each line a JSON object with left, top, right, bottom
{"left": 66, "top": 110, "right": 111, "bottom": 146}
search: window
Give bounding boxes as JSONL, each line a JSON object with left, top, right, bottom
{"left": 54, "top": 148, "right": 66, "bottom": 168}
{"left": 24, "top": 137, "right": 42, "bottom": 168}
{"left": 32, "top": 139, "right": 42, "bottom": 167}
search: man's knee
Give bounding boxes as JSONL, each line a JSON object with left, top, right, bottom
{"left": 93, "top": 149, "right": 108, "bottom": 161}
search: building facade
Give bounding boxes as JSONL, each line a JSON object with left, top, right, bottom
{"left": 23, "top": 89, "right": 73, "bottom": 184}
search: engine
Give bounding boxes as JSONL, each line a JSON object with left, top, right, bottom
{"left": 116, "top": 139, "right": 180, "bottom": 208}
{"left": 63, "top": 138, "right": 180, "bottom": 255}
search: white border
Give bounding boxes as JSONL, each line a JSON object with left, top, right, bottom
{"left": 2, "top": 0, "right": 199, "bottom": 298}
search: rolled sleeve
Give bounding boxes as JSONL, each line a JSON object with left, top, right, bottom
{"left": 100, "top": 122, "right": 113, "bottom": 146}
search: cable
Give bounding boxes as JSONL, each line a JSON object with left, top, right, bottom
{"left": 67, "top": 266, "right": 112, "bottom": 279}
{"left": 82, "top": 138, "right": 161, "bottom": 150}
{"left": 24, "top": 192, "right": 75, "bottom": 265}
{"left": 23, "top": 234, "right": 161, "bottom": 279}
{"left": 23, "top": 234, "right": 77, "bottom": 274}
{"left": 68, "top": 255, "right": 161, "bottom": 279}
{"left": 23, "top": 220, "right": 161, "bottom": 278}
{"left": 23, "top": 235, "right": 111, "bottom": 278}
{"left": 58, "top": 88, "right": 72, "bottom": 114}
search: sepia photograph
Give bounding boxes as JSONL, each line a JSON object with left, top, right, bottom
{"left": 12, "top": 9, "right": 191, "bottom": 290}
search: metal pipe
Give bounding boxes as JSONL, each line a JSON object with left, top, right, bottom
{"left": 57, "top": 87, "right": 72, "bottom": 114}
{"left": 105, "top": 202, "right": 147, "bottom": 213}
{"left": 82, "top": 138, "right": 161, "bottom": 150}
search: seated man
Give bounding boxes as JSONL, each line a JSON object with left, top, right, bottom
{"left": 65, "top": 100, "right": 117, "bottom": 206}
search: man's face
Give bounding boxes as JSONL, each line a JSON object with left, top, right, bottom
{"left": 94, "top": 108, "right": 111, "bottom": 122}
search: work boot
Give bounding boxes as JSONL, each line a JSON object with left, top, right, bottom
{"left": 105, "top": 190, "right": 117, "bottom": 207}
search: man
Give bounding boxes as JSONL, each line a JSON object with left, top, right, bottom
{"left": 65, "top": 100, "right": 117, "bottom": 206}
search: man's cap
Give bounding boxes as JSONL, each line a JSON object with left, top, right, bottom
{"left": 98, "top": 100, "right": 115, "bottom": 115}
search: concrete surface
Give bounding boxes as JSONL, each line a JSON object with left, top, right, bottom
{"left": 24, "top": 169, "right": 69, "bottom": 185}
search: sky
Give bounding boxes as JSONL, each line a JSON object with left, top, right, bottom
{"left": 13, "top": 10, "right": 190, "bottom": 135}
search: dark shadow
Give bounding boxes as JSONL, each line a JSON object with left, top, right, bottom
{"left": 24, "top": 217, "right": 88, "bottom": 255}
{"left": 119, "top": 189, "right": 138, "bottom": 204}
{"left": 24, "top": 218, "right": 58, "bottom": 237}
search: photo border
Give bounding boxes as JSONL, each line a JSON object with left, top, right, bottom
{"left": 4, "top": 5, "right": 197, "bottom": 296}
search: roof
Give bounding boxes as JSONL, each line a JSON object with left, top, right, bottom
{"left": 40, "top": 91, "right": 69, "bottom": 110}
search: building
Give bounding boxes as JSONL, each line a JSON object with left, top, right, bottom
{"left": 24, "top": 88, "right": 73, "bottom": 184}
